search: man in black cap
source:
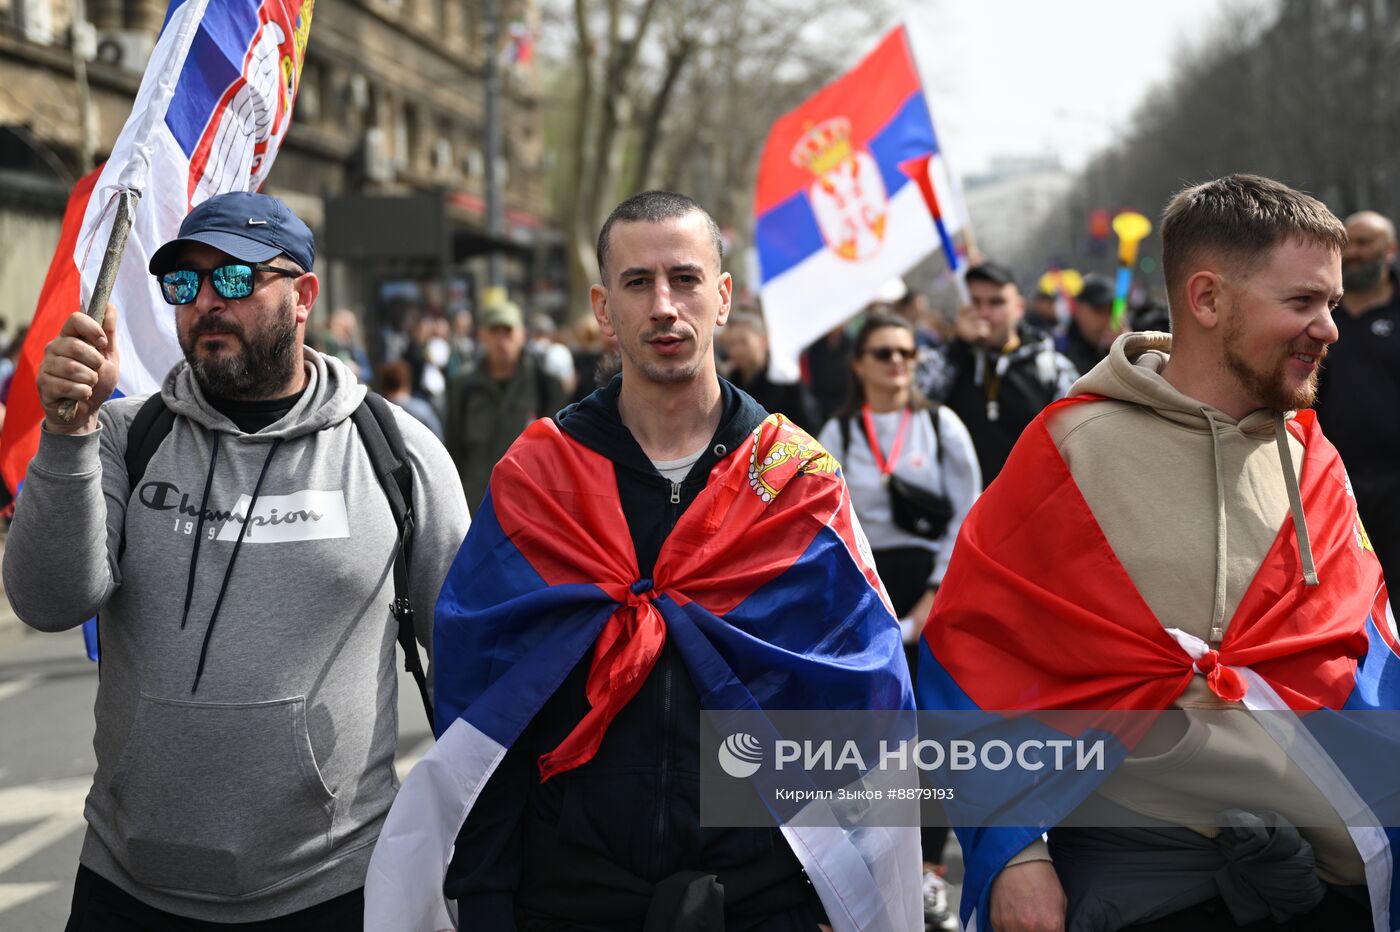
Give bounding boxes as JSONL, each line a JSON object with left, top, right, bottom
{"left": 6, "top": 190, "right": 469, "bottom": 929}
{"left": 1057, "top": 272, "right": 1120, "bottom": 375}
{"left": 936, "top": 261, "right": 1077, "bottom": 485}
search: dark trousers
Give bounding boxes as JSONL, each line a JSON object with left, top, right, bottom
{"left": 65, "top": 865, "right": 364, "bottom": 931}
{"left": 872, "top": 546, "right": 951, "bottom": 868}
{"left": 1128, "top": 888, "right": 1371, "bottom": 930}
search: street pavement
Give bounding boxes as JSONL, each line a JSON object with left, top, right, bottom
{"left": 0, "top": 528, "right": 963, "bottom": 929}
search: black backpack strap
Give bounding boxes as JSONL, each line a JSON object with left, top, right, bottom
{"left": 927, "top": 404, "right": 944, "bottom": 466}
{"left": 353, "top": 392, "right": 432, "bottom": 726}
{"left": 124, "top": 393, "right": 177, "bottom": 495}
{"left": 839, "top": 416, "right": 851, "bottom": 459}
{"left": 120, "top": 394, "right": 177, "bottom": 559}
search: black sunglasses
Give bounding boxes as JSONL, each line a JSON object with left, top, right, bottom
{"left": 864, "top": 346, "right": 918, "bottom": 362}
{"left": 157, "top": 263, "right": 300, "bottom": 305}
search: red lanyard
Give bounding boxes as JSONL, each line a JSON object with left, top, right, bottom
{"left": 860, "top": 404, "right": 911, "bottom": 476}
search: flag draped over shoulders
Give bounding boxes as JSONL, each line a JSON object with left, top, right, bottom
{"left": 367, "top": 413, "right": 920, "bottom": 932}
{"left": 919, "top": 397, "right": 1396, "bottom": 931}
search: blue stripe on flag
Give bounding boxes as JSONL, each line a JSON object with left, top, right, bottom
{"left": 915, "top": 635, "right": 979, "bottom": 711}
{"left": 1344, "top": 615, "right": 1400, "bottom": 710}
{"left": 165, "top": 1, "right": 263, "bottom": 157}
{"left": 867, "top": 93, "right": 938, "bottom": 199}
{"left": 754, "top": 193, "right": 824, "bottom": 286}
{"left": 755, "top": 91, "right": 937, "bottom": 284}
{"left": 710, "top": 525, "right": 906, "bottom": 706}
{"left": 432, "top": 491, "right": 615, "bottom": 742}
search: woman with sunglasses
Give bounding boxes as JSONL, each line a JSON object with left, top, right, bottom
{"left": 816, "top": 311, "right": 981, "bottom": 930}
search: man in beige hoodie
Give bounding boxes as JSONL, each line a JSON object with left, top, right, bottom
{"left": 933, "top": 174, "right": 1389, "bottom": 931}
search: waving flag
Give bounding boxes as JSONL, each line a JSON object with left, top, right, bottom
{"left": 756, "top": 24, "right": 967, "bottom": 382}
{"left": 366, "top": 414, "right": 920, "bottom": 932}
{"left": 920, "top": 397, "right": 1398, "bottom": 930}
{"left": 0, "top": 0, "right": 315, "bottom": 495}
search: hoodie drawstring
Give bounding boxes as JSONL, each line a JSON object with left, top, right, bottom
{"left": 1274, "top": 414, "right": 1319, "bottom": 588}
{"left": 1201, "top": 408, "right": 1230, "bottom": 644}
{"left": 180, "top": 433, "right": 221, "bottom": 630}
{"left": 191, "top": 438, "right": 283, "bottom": 694}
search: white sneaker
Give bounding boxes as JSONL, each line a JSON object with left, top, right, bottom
{"left": 922, "top": 869, "right": 959, "bottom": 930}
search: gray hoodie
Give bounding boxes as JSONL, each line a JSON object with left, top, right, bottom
{"left": 4, "top": 350, "right": 470, "bottom": 921}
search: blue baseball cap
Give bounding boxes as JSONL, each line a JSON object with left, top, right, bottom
{"left": 149, "top": 191, "right": 315, "bottom": 274}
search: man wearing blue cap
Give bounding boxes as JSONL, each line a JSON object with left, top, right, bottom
{"left": 5, "top": 191, "right": 470, "bottom": 929}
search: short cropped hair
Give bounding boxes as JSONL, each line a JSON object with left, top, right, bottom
{"left": 596, "top": 190, "right": 723, "bottom": 281}
{"left": 1160, "top": 174, "right": 1346, "bottom": 310}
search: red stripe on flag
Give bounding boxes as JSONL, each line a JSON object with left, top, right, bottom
{"left": 0, "top": 168, "right": 102, "bottom": 495}
{"left": 754, "top": 25, "right": 923, "bottom": 216}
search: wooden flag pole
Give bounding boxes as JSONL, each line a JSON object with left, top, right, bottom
{"left": 56, "top": 189, "right": 138, "bottom": 422}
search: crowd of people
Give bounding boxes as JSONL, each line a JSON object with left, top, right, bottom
{"left": 4, "top": 172, "right": 1398, "bottom": 932}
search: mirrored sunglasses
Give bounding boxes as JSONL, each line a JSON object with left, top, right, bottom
{"left": 157, "top": 263, "right": 299, "bottom": 305}
{"left": 865, "top": 346, "right": 918, "bottom": 362}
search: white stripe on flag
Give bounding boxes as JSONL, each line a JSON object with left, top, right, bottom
{"left": 366, "top": 718, "right": 507, "bottom": 932}
{"left": 781, "top": 757, "right": 922, "bottom": 932}
{"left": 763, "top": 183, "right": 939, "bottom": 384}
{"left": 1235, "top": 668, "right": 1392, "bottom": 932}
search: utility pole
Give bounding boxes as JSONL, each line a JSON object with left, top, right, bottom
{"left": 484, "top": 0, "right": 505, "bottom": 288}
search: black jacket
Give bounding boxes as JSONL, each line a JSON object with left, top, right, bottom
{"left": 727, "top": 366, "right": 822, "bottom": 436}
{"left": 444, "top": 376, "right": 822, "bottom": 931}
{"left": 939, "top": 323, "right": 1078, "bottom": 486}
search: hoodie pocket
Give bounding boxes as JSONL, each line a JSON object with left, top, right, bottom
{"left": 107, "top": 693, "right": 336, "bottom": 897}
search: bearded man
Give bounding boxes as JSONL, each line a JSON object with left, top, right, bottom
{"left": 923, "top": 174, "right": 1396, "bottom": 930}
{"left": 5, "top": 191, "right": 469, "bottom": 930}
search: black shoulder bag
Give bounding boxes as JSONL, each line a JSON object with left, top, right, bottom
{"left": 842, "top": 406, "right": 955, "bottom": 540}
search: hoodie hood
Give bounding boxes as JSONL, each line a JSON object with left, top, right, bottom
{"left": 556, "top": 374, "right": 767, "bottom": 476}
{"left": 163, "top": 347, "right": 365, "bottom": 440}
{"left": 1071, "top": 331, "right": 1290, "bottom": 436}
{"left": 1067, "top": 330, "right": 1319, "bottom": 634}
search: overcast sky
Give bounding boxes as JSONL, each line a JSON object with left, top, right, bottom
{"left": 903, "top": 0, "right": 1242, "bottom": 176}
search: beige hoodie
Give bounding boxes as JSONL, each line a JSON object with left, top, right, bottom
{"left": 1007, "top": 331, "right": 1364, "bottom": 885}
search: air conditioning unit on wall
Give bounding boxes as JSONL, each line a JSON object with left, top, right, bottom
{"left": 95, "top": 30, "right": 155, "bottom": 74}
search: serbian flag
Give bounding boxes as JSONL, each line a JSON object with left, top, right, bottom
{"left": 366, "top": 414, "right": 920, "bottom": 931}
{"left": 0, "top": 0, "right": 315, "bottom": 496}
{"left": 920, "top": 395, "right": 1399, "bottom": 930}
{"left": 756, "top": 24, "right": 968, "bottom": 382}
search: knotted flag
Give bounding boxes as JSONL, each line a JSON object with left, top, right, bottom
{"left": 367, "top": 413, "right": 920, "bottom": 931}
{"left": 920, "top": 397, "right": 1397, "bottom": 930}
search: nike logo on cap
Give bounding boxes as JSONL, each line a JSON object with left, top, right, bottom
{"left": 247, "top": 218, "right": 268, "bottom": 226}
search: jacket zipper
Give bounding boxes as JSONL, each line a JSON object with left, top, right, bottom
{"left": 655, "top": 478, "right": 681, "bottom": 865}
